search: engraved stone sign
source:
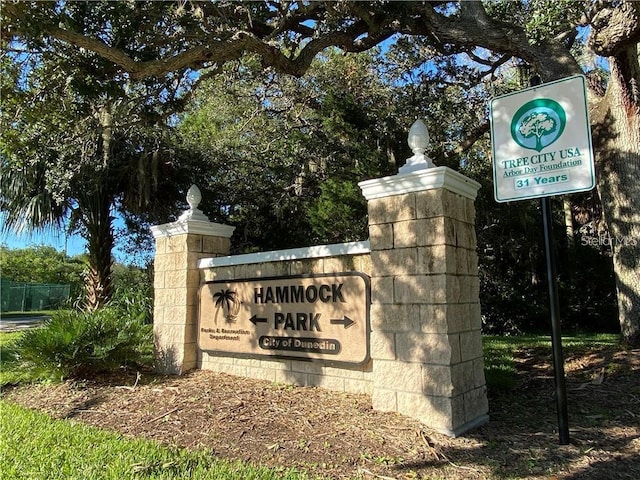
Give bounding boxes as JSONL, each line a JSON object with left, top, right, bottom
{"left": 198, "top": 272, "right": 370, "bottom": 365}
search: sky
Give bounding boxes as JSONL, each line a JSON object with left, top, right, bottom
{"left": 0, "top": 232, "right": 85, "bottom": 257}
{"left": 0, "top": 215, "right": 149, "bottom": 265}
{"left": 0, "top": 223, "right": 86, "bottom": 258}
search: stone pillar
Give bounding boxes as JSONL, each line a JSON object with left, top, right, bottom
{"left": 150, "top": 186, "right": 235, "bottom": 374}
{"left": 359, "top": 166, "right": 488, "bottom": 436}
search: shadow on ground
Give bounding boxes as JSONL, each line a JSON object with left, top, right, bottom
{"left": 2, "top": 345, "right": 639, "bottom": 479}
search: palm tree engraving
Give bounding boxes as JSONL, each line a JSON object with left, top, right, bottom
{"left": 213, "top": 288, "right": 241, "bottom": 323}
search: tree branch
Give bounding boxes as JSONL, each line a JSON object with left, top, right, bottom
{"left": 589, "top": 2, "right": 640, "bottom": 57}
{"left": 403, "top": 1, "right": 582, "bottom": 82}
{"left": 3, "top": 0, "right": 584, "bottom": 83}
{"left": 453, "top": 121, "right": 489, "bottom": 155}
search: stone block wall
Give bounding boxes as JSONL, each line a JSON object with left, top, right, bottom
{"left": 151, "top": 220, "right": 234, "bottom": 374}
{"left": 359, "top": 168, "right": 488, "bottom": 436}
{"left": 152, "top": 167, "right": 489, "bottom": 436}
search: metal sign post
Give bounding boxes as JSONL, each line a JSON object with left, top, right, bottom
{"left": 532, "top": 74, "right": 570, "bottom": 445}
{"left": 541, "top": 195, "right": 570, "bottom": 445}
{"left": 490, "top": 75, "right": 596, "bottom": 445}
{"left": 533, "top": 75, "right": 570, "bottom": 445}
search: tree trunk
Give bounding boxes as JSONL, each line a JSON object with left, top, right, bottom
{"left": 591, "top": 45, "right": 640, "bottom": 348}
{"left": 563, "top": 198, "right": 574, "bottom": 247}
{"left": 81, "top": 186, "right": 114, "bottom": 310}
{"left": 79, "top": 102, "right": 116, "bottom": 310}
{"left": 588, "top": 2, "right": 640, "bottom": 347}
{"left": 562, "top": 197, "right": 576, "bottom": 282}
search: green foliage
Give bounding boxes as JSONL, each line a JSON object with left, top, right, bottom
{"left": 108, "top": 288, "right": 153, "bottom": 325}
{"left": 484, "top": 0, "right": 587, "bottom": 46}
{"left": 178, "top": 50, "right": 402, "bottom": 251}
{"left": 0, "top": 401, "right": 309, "bottom": 480}
{"left": 6, "top": 306, "right": 152, "bottom": 383}
{"left": 110, "top": 262, "right": 154, "bottom": 323}
{"left": 1, "top": 15, "right": 198, "bottom": 307}
{"left": 467, "top": 154, "right": 618, "bottom": 335}
{"left": 0, "top": 245, "right": 85, "bottom": 299}
{"left": 111, "top": 262, "right": 152, "bottom": 297}
{"left": 307, "top": 179, "right": 368, "bottom": 243}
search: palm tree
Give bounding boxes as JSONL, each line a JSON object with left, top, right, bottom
{"left": 1, "top": 54, "right": 188, "bottom": 309}
{"left": 213, "top": 289, "right": 240, "bottom": 323}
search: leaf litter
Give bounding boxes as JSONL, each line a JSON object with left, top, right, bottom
{"left": 3, "top": 347, "right": 639, "bottom": 479}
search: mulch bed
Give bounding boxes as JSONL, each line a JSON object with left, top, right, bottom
{"left": 3, "top": 347, "right": 639, "bottom": 479}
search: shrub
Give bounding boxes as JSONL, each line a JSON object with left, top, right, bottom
{"left": 11, "top": 306, "right": 153, "bottom": 382}
{"left": 110, "top": 262, "right": 153, "bottom": 320}
{"left": 108, "top": 285, "right": 153, "bottom": 325}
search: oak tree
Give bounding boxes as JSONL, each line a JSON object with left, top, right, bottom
{"left": 2, "top": 1, "right": 638, "bottom": 345}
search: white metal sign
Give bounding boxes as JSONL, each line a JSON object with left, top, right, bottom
{"left": 490, "top": 75, "right": 595, "bottom": 202}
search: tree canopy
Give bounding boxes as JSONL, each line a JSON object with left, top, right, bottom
{"left": 0, "top": 245, "right": 84, "bottom": 287}
{"left": 178, "top": 50, "right": 405, "bottom": 250}
{"left": 1, "top": 4, "right": 203, "bottom": 308}
{"left": 2, "top": 1, "right": 638, "bottom": 345}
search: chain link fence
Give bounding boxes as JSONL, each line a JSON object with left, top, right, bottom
{"left": 1, "top": 278, "right": 71, "bottom": 313}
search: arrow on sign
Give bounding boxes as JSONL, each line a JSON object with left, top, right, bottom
{"left": 250, "top": 314, "right": 268, "bottom": 326}
{"left": 330, "top": 316, "right": 355, "bottom": 329}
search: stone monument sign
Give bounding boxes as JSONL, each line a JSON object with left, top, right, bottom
{"left": 198, "top": 272, "right": 370, "bottom": 365}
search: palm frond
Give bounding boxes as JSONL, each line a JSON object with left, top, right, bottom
{"left": 0, "top": 162, "right": 69, "bottom": 235}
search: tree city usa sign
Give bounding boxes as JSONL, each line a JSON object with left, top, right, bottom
{"left": 490, "top": 75, "right": 595, "bottom": 202}
{"left": 198, "top": 273, "right": 370, "bottom": 365}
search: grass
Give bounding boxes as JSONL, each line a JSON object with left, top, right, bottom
{"left": 0, "top": 330, "right": 23, "bottom": 346}
{"left": 482, "top": 333, "right": 620, "bottom": 390}
{"left": 0, "top": 331, "right": 24, "bottom": 385}
{"left": 0, "top": 332, "right": 622, "bottom": 479}
{"left": 483, "top": 336, "right": 519, "bottom": 389}
{"left": 0, "top": 401, "right": 312, "bottom": 480}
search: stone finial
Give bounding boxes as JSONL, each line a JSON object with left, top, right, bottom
{"left": 186, "top": 184, "right": 202, "bottom": 210}
{"left": 399, "top": 119, "right": 435, "bottom": 174}
{"left": 178, "top": 184, "right": 210, "bottom": 221}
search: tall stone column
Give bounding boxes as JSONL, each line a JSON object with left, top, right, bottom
{"left": 150, "top": 186, "right": 235, "bottom": 374}
{"left": 359, "top": 121, "right": 488, "bottom": 436}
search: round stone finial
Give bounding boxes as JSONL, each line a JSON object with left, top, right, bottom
{"left": 186, "top": 184, "right": 202, "bottom": 210}
{"left": 408, "top": 119, "right": 430, "bottom": 155}
{"left": 399, "top": 119, "right": 434, "bottom": 174}
{"left": 178, "top": 184, "right": 209, "bottom": 222}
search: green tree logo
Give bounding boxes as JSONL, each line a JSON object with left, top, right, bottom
{"left": 510, "top": 98, "right": 566, "bottom": 152}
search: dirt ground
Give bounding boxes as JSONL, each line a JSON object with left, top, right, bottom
{"left": 3, "top": 345, "right": 639, "bottom": 479}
